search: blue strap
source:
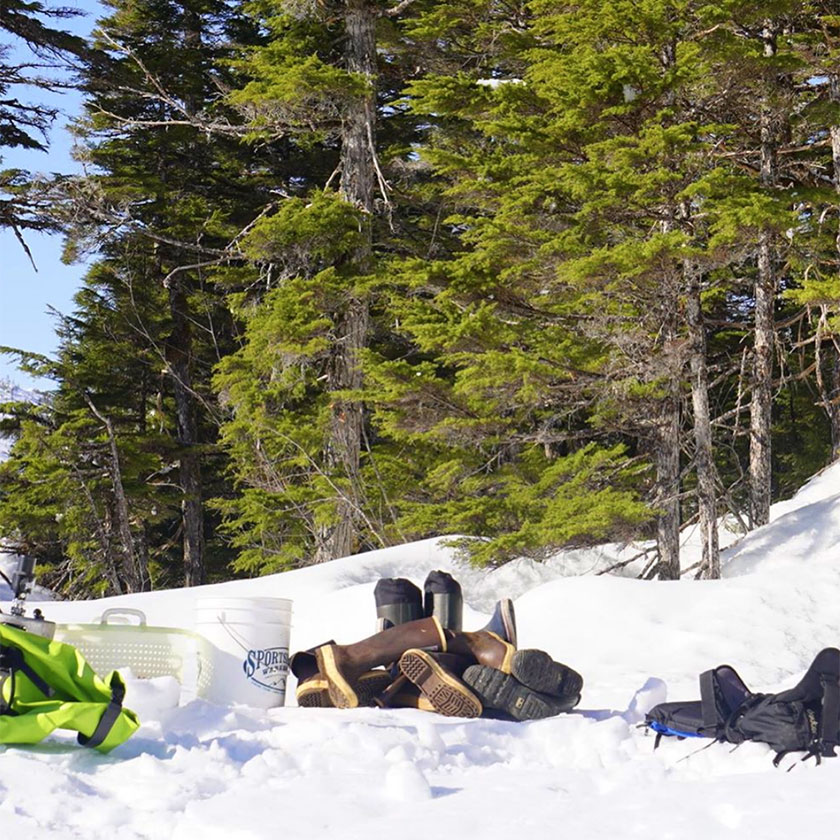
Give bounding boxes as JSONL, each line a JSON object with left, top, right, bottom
{"left": 648, "top": 720, "right": 706, "bottom": 739}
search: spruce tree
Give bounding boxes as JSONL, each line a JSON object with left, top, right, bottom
{"left": 212, "top": 0, "right": 437, "bottom": 570}
{"left": 66, "top": 0, "right": 282, "bottom": 587}
{"left": 373, "top": 0, "right": 807, "bottom": 575}
{"left": 359, "top": 0, "right": 669, "bottom": 567}
{"left": 786, "top": 4, "right": 840, "bottom": 463}
{"left": 0, "top": 0, "right": 85, "bottom": 242}
{"left": 1, "top": 0, "right": 275, "bottom": 593}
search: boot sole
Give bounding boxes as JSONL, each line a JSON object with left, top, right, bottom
{"left": 290, "top": 639, "right": 336, "bottom": 681}
{"left": 297, "top": 677, "right": 331, "bottom": 708}
{"left": 399, "top": 649, "right": 482, "bottom": 718}
{"left": 462, "top": 665, "right": 574, "bottom": 721}
{"left": 391, "top": 692, "right": 436, "bottom": 712}
{"left": 315, "top": 645, "right": 359, "bottom": 709}
{"left": 297, "top": 670, "right": 393, "bottom": 708}
{"left": 511, "top": 650, "right": 583, "bottom": 704}
{"left": 356, "top": 671, "right": 394, "bottom": 706}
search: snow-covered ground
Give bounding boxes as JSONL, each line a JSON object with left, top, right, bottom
{"left": 3, "top": 463, "right": 840, "bottom": 837}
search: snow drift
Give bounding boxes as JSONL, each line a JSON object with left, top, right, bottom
{"left": 2, "top": 461, "right": 840, "bottom": 837}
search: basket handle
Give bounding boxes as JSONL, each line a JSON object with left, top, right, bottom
{"left": 98, "top": 608, "right": 147, "bottom": 626}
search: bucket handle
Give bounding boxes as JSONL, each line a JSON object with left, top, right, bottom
{"left": 98, "top": 608, "right": 147, "bottom": 626}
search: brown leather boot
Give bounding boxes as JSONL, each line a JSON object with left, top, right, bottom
{"left": 398, "top": 650, "right": 481, "bottom": 718}
{"left": 376, "top": 652, "right": 472, "bottom": 710}
{"left": 315, "top": 616, "right": 448, "bottom": 708}
{"left": 451, "top": 635, "right": 582, "bottom": 702}
{"left": 375, "top": 679, "right": 438, "bottom": 712}
{"left": 439, "top": 598, "right": 518, "bottom": 672}
{"left": 297, "top": 670, "right": 393, "bottom": 708}
{"left": 290, "top": 640, "right": 335, "bottom": 683}
{"left": 315, "top": 606, "right": 518, "bottom": 709}
{"left": 446, "top": 628, "right": 516, "bottom": 672}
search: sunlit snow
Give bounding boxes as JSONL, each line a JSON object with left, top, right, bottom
{"left": 2, "top": 451, "right": 840, "bottom": 836}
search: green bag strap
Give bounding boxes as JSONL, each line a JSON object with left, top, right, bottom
{"left": 0, "top": 671, "right": 12, "bottom": 715}
{"left": 77, "top": 673, "right": 125, "bottom": 750}
{"left": 0, "top": 644, "right": 55, "bottom": 700}
{"left": 0, "top": 625, "right": 140, "bottom": 753}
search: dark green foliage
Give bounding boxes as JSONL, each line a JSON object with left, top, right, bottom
{"left": 1, "top": 0, "right": 278, "bottom": 593}
{"left": 0, "top": 0, "right": 87, "bottom": 241}
{"left": 4, "top": 0, "right": 840, "bottom": 588}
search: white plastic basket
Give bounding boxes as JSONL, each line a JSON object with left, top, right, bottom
{"left": 53, "top": 608, "right": 214, "bottom": 701}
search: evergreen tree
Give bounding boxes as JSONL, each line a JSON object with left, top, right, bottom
{"left": 359, "top": 0, "right": 667, "bottom": 567}
{"left": 372, "top": 0, "right": 810, "bottom": 575}
{"left": 1, "top": 0, "right": 275, "bottom": 593}
{"left": 5, "top": 0, "right": 839, "bottom": 590}
{"left": 66, "top": 0, "right": 279, "bottom": 587}
{"left": 212, "top": 0, "right": 439, "bottom": 571}
{"left": 1, "top": 0, "right": 85, "bottom": 243}
{"left": 786, "top": 3, "right": 840, "bottom": 463}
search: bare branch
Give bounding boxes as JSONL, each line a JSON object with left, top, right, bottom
{"left": 382, "top": 0, "right": 420, "bottom": 17}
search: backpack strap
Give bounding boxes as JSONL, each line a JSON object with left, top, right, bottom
{"left": 77, "top": 675, "right": 126, "bottom": 750}
{"left": 0, "top": 670, "right": 14, "bottom": 715}
{"left": 817, "top": 669, "right": 840, "bottom": 758}
{"left": 0, "top": 645, "right": 55, "bottom": 700}
{"left": 699, "top": 669, "right": 722, "bottom": 735}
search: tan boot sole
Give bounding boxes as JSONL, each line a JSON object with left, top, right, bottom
{"left": 297, "top": 670, "right": 393, "bottom": 708}
{"left": 399, "top": 649, "right": 482, "bottom": 718}
{"left": 379, "top": 679, "right": 436, "bottom": 712}
{"left": 393, "top": 692, "right": 436, "bottom": 712}
{"left": 357, "top": 670, "right": 395, "bottom": 705}
{"left": 297, "top": 677, "right": 331, "bottom": 707}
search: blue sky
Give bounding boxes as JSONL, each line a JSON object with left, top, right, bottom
{"left": 0, "top": 0, "right": 103, "bottom": 389}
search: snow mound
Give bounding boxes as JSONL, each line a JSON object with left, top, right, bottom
{"left": 2, "top": 466, "right": 840, "bottom": 836}
{"left": 723, "top": 460, "right": 840, "bottom": 577}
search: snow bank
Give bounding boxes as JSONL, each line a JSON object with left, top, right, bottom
{"left": 3, "top": 466, "right": 840, "bottom": 836}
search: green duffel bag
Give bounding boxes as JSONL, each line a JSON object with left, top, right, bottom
{"left": 0, "top": 621, "right": 140, "bottom": 752}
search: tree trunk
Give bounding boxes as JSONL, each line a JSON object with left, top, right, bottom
{"left": 828, "top": 75, "right": 840, "bottom": 460}
{"left": 164, "top": 7, "right": 206, "bottom": 586}
{"left": 653, "top": 377, "right": 681, "bottom": 580}
{"left": 167, "top": 277, "right": 205, "bottom": 586}
{"left": 749, "top": 23, "right": 778, "bottom": 528}
{"left": 651, "top": 41, "right": 681, "bottom": 581}
{"left": 652, "top": 266, "right": 681, "bottom": 581}
{"left": 339, "top": 1, "right": 376, "bottom": 217}
{"left": 84, "top": 394, "right": 148, "bottom": 592}
{"left": 685, "top": 262, "right": 720, "bottom": 578}
{"left": 313, "top": 0, "right": 376, "bottom": 563}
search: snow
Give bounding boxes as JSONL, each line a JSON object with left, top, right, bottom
{"left": 3, "top": 464, "right": 840, "bottom": 835}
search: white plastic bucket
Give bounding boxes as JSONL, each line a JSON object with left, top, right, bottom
{"left": 194, "top": 597, "right": 293, "bottom": 708}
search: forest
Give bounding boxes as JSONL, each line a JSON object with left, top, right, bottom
{"left": 1, "top": 0, "right": 839, "bottom": 597}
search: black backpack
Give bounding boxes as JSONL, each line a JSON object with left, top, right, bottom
{"left": 645, "top": 647, "right": 840, "bottom": 766}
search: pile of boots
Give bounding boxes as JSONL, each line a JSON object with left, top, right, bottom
{"left": 292, "top": 570, "right": 583, "bottom": 722}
